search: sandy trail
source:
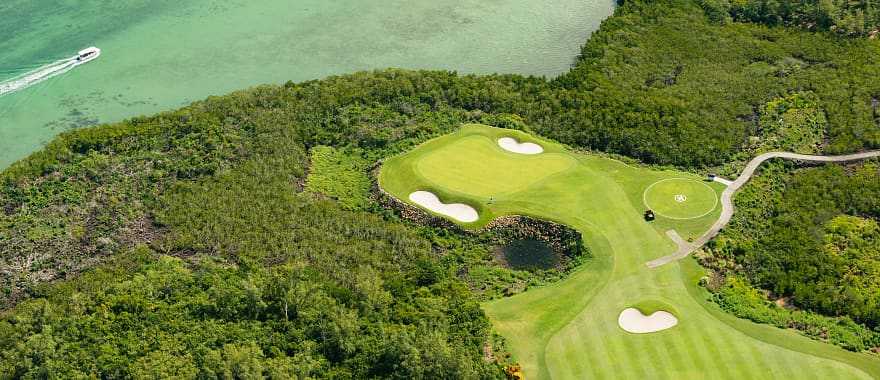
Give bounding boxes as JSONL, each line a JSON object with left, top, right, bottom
{"left": 647, "top": 150, "right": 880, "bottom": 268}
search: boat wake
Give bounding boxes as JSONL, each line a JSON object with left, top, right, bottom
{"left": 0, "top": 57, "right": 77, "bottom": 97}
{"left": 0, "top": 47, "right": 101, "bottom": 97}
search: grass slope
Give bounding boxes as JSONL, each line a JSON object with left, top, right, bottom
{"left": 415, "top": 135, "right": 576, "bottom": 198}
{"left": 380, "top": 124, "right": 878, "bottom": 379}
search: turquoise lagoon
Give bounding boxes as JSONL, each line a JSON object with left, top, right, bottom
{"left": 0, "top": 0, "right": 614, "bottom": 167}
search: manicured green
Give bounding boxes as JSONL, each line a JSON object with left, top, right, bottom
{"left": 643, "top": 178, "right": 718, "bottom": 220}
{"left": 3, "top": 0, "right": 880, "bottom": 375}
{"left": 415, "top": 135, "right": 576, "bottom": 198}
{"left": 380, "top": 124, "right": 722, "bottom": 230}
{"left": 381, "top": 124, "right": 878, "bottom": 379}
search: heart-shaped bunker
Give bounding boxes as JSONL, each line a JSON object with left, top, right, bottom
{"left": 498, "top": 137, "right": 544, "bottom": 154}
{"left": 408, "top": 191, "right": 479, "bottom": 223}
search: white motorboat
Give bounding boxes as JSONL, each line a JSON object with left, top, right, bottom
{"left": 0, "top": 47, "right": 102, "bottom": 96}
{"left": 74, "top": 47, "right": 101, "bottom": 64}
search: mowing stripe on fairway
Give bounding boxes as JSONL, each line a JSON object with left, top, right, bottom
{"left": 381, "top": 124, "right": 878, "bottom": 379}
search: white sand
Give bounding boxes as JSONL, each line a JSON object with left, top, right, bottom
{"left": 498, "top": 137, "right": 544, "bottom": 154}
{"left": 409, "top": 191, "right": 479, "bottom": 223}
{"left": 618, "top": 308, "right": 678, "bottom": 334}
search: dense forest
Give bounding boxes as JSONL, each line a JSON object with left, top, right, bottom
{"left": 742, "top": 164, "right": 880, "bottom": 323}
{"left": 2, "top": 0, "right": 880, "bottom": 376}
{"left": 698, "top": 0, "right": 880, "bottom": 35}
{"left": 0, "top": 80, "right": 536, "bottom": 377}
{"left": 701, "top": 161, "right": 880, "bottom": 351}
{"left": 550, "top": 0, "right": 880, "bottom": 166}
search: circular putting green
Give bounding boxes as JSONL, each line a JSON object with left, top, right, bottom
{"left": 385, "top": 125, "right": 877, "bottom": 379}
{"left": 643, "top": 178, "right": 717, "bottom": 220}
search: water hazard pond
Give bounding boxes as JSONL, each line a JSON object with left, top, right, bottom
{"left": 0, "top": 0, "right": 615, "bottom": 168}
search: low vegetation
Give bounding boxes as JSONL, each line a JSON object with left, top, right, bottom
{"left": 304, "top": 146, "right": 373, "bottom": 211}
{"left": 702, "top": 161, "right": 880, "bottom": 351}
{"left": 551, "top": 0, "right": 879, "bottom": 167}
{"left": 0, "top": 87, "right": 511, "bottom": 377}
{"left": 710, "top": 275, "right": 880, "bottom": 352}
{"left": 1, "top": 0, "right": 880, "bottom": 376}
{"left": 717, "top": 91, "right": 830, "bottom": 176}
{"left": 1, "top": 250, "right": 499, "bottom": 378}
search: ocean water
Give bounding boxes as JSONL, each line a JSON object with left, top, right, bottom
{"left": 0, "top": 0, "right": 615, "bottom": 168}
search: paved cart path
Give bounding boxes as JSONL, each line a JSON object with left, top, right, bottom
{"left": 647, "top": 150, "right": 880, "bottom": 268}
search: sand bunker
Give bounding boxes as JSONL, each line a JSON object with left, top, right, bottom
{"left": 409, "top": 191, "right": 479, "bottom": 223}
{"left": 498, "top": 137, "right": 544, "bottom": 154}
{"left": 618, "top": 308, "right": 678, "bottom": 333}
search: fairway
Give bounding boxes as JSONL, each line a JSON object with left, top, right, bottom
{"left": 379, "top": 124, "right": 879, "bottom": 379}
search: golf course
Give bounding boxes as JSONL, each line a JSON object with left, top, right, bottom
{"left": 379, "top": 124, "right": 880, "bottom": 379}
